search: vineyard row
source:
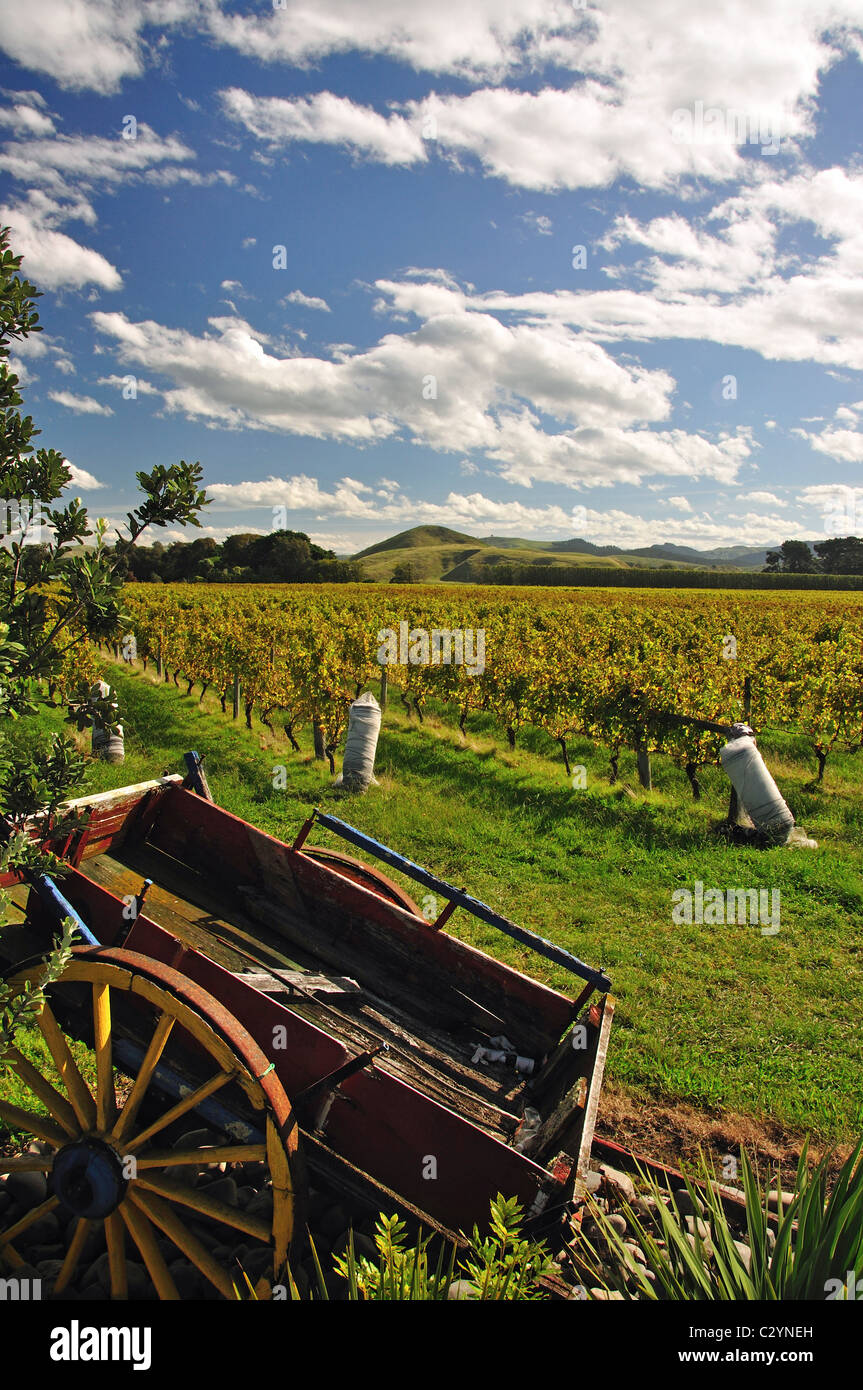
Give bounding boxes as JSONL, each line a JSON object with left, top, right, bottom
{"left": 89, "top": 584, "right": 863, "bottom": 794}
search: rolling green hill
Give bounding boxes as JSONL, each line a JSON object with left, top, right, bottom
{"left": 352, "top": 527, "right": 772, "bottom": 583}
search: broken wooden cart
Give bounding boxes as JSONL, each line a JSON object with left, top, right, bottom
{"left": 0, "top": 764, "right": 614, "bottom": 1298}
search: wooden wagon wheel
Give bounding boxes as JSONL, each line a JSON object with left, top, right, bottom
{"left": 0, "top": 947, "right": 304, "bottom": 1301}
{"left": 302, "top": 847, "right": 423, "bottom": 915}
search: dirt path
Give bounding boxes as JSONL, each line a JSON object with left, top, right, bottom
{"left": 595, "top": 1084, "right": 857, "bottom": 1187}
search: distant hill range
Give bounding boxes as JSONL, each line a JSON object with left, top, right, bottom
{"left": 352, "top": 526, "right": 775, "bottom": 583}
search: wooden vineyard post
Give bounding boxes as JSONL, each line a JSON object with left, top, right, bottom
{"left": 313, "top": 720, "right": 326, "bottom": 761}
{"left": 232, "top": 674, "right": 241, "bottom": 721}
{"left": 379, "top": 665, "right": 388, "bottom": 712}
{"left": 636, "top": 740, "right": 652, "bottom": 791}
{"left": 156, "top": 638, "right": 163, "bottom": 679}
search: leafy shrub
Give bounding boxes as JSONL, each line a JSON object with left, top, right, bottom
{"left": 577, "top": 1138, "right": 863, "bottom": 1300}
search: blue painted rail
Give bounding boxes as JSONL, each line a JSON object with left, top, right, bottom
{"left": 31, "top": 873, "right": 100, "bottom": 947}
{"left": 302, "top": 810, "right": 612, "bottom": 993}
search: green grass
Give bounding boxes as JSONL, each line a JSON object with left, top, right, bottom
{"left": 4, "top": 658, "right": 863, "bottom": 1155}
{"left": 0, "top": 1023, "right": 97, "bottom": 1149}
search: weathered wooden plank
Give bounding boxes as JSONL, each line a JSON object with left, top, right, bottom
{"left": 248, "top": 880, "right": 561, "bottom": 1059}
{"left": 62, "top": 777, "right": 184, "bottom": 815}
{"left": 278, "top": 989, "right": 519, "bottom": 1136}
{"left": 288, "top": 857, "right": 577, "bottom": 1057}
{"left": 521, "top": 997, "right": 615, "bottom": 1166}
{"left": 56, "top": 779, "right": 183, "bottom": 865}
{"left": 236, "top": 970, "right": 361, "bottom": 998}
{"left": 84, "top": 848, "right": 307, "bottom": 973}
{"left": 574, "top": 994, "right": 615, "bottom": 1177}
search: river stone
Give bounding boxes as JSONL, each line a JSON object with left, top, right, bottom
{"left": 306, "top": 1190, "right": 331, "bottom": 1225}
{"left": 686, "top": 1215, "right": 712, "bottom": 1245}
{"left": 673, "top": 1188, "right": 703, "bottom": 1219}
{"left": 447, "top": 1279, "right": 480, "bottom": 1300}
{"left": 202, "top": 1176, "right": 239, "bottom": 1207}
{"left": 187, "top": 1221, "right": 224, "bottom": 1251}
{"left": 19, "top": 1213, "right": 62, "bottom": 1246}
{"left": 308, "top": 1232, "right": 331, "bottom": 1260}
{"left": 168, "top": 1260, "right": 203, "bottom": 1300}
{"left": 172, "top": 1128, "right": 218, "bottom": 1151}
{"left": 122, "top": 1261, "right": 153, "bottom": 1301}
{"left": 162, "top": 1163, "right": 198, "bottom": 1188}
{"left": 246, "top": 1188, "right": 273, "bottom": 1219}
{"left": 287, "top": 1264, "right": 309, "bottom": 1298}
{"left": 238, "top": 1247, "right": 275, "bottom": 1283}
{"left": 607, "top": 1213, "right": 628, "bottom": 1237}
{"left": 23, "top": 1243, "right": 64, "bottom": 1263}
{"left": 331, "top": 1230, "right": 377, "bottom": 1262}
{"left": 6, "top": 1171, "right": 48, "bottom": 1208}
{"left": 686, "top": 1223, "right": 714, "bottom": 1258}
{"left": 236, "top": 1162, "right": 266, "bottom": 1186}
{"left": 319, "top": 1204, "right": 349, "bottom": 1238}
{"left": 734, "top": 1239, "right": 752, "bottom": 1273}
{"left": 600, "top": 1165, "right": 636, "bottom": 1205}
{"left": 75, "top": 1225, "right": 107, "bottom": 1265}
{"left": 83, "top": 1252, "right": 111, "bottom": 1288}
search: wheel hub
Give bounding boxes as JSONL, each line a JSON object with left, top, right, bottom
{"left": 52, "top": 1137, "right": 128, "bottom": 1218}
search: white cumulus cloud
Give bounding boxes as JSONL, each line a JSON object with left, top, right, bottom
{"left": 49, "top": 389, "right": 114, "bottom": 415}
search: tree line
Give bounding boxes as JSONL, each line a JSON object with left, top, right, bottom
{"left": 764, "top": 537, "right": 863, "bottom": 575}
{"left": 118, "top": 530, "right": 362, "bottom": 584}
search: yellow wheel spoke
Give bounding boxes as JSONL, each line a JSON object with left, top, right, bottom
{"left": 0, "top": 1156, "right": 53, "bottom": 1174}
{"left": 2, "top": 952, "right": 299, "bottom": 1301}
{"left": 268, "top": 1117, "right": 294, "bottom": 1270}
{"left": 105, "top": 1211, "right": 128, "bottom": 1300}
{"left": 54, "top": 1219, "right": 92, "bottom": 1295}
{"left": 120, "top": 1201, "right": 179, "bottom": 1301}
{"left": 1, "top": 1195, "right": 59, "bottom": 1247}
{"left": 125, "top": 1069, "right": 237, "bottom": 1153}
{"left": 0, "top": 1099, "right": 66, "bottom": 1148}
{"left": 35, "top": 1000, "right": 96, "bottom": 1130}
{"left": 112, "top": 1011, "right": 175, "bottom": 1143}
{"left": 3, "top": 1047, "right": 79, "bottom": 1137}
{"left": 135, "top": 1143, "right": 266, "bottom": 1170}
{"left": 129, "top": 1188, "right": 236, "bottom": 1300}
{"left": 134, "top": 1171, "right": 272, "bottom": 1243}
{"left": 93, "top": 982, "right": 116, "bottom": 1131}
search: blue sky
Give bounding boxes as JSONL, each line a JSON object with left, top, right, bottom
{"left": 2, "top": 1, "right": 863, "bottom": 555}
